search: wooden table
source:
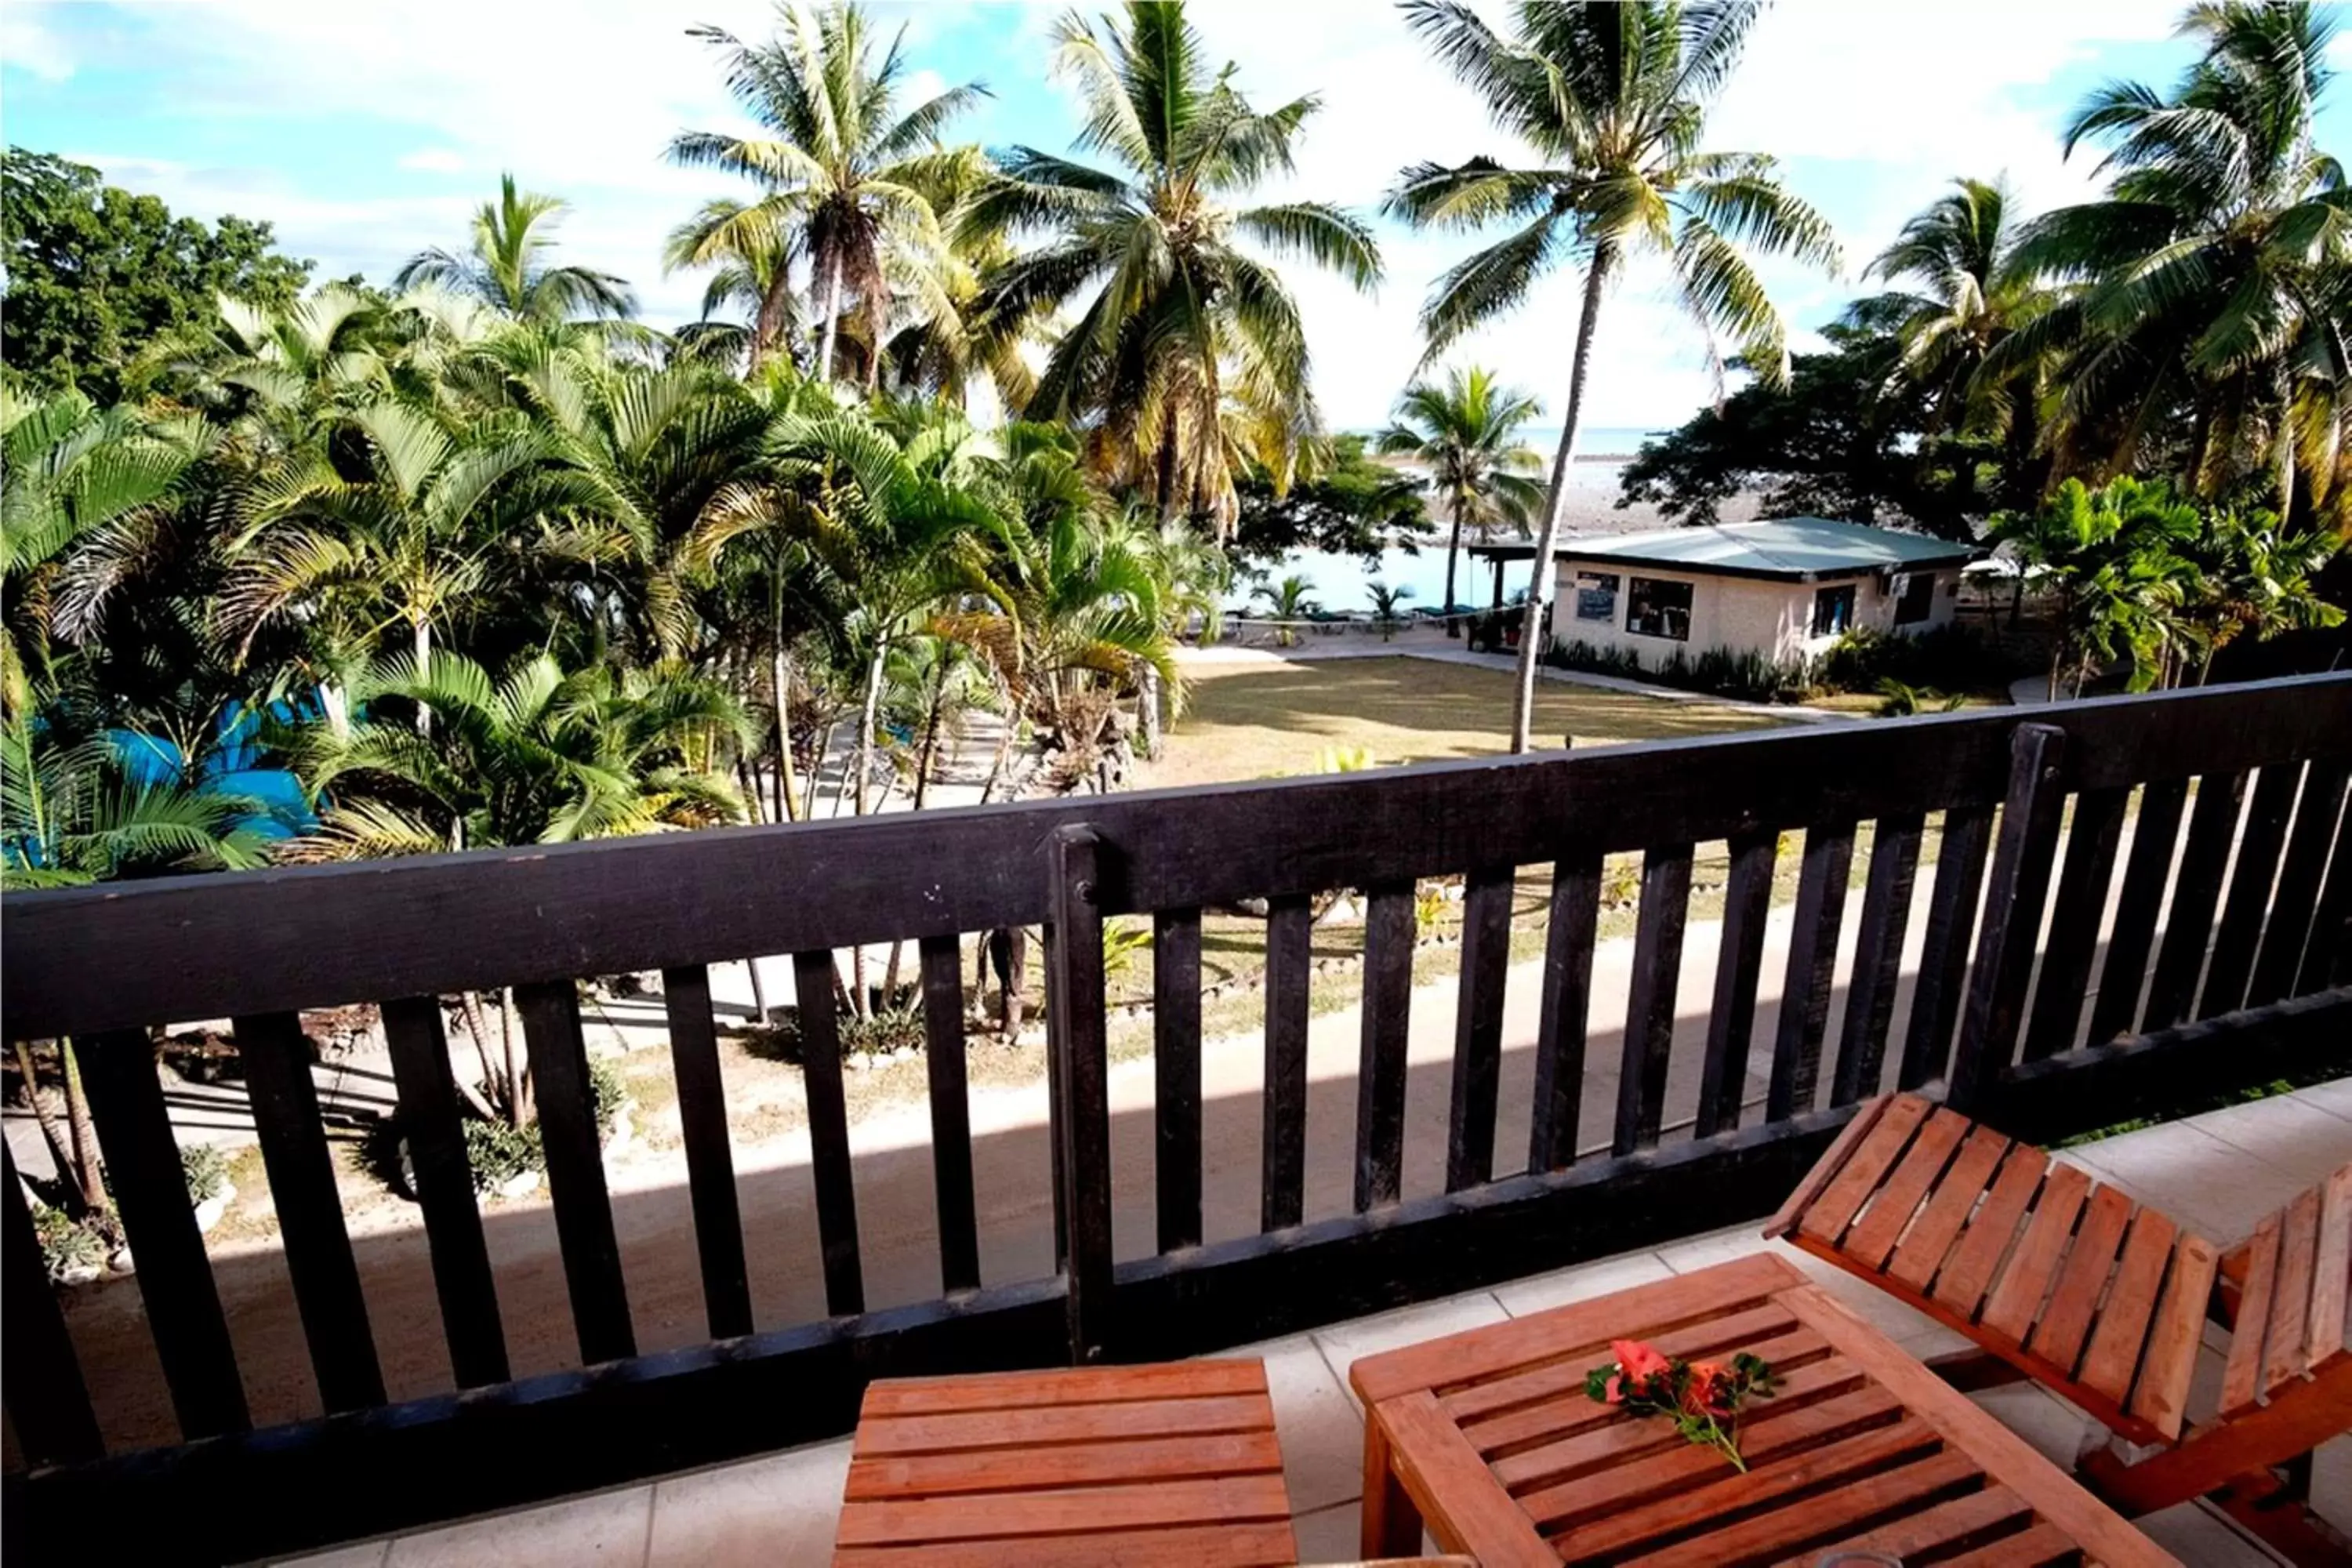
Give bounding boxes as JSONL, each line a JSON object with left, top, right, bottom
{"left": 1349, "top": 1254, "right": 2180, "bottom": 1568}
{"left": 831, "top": 1359, "right": 1299, "bottom": 1566}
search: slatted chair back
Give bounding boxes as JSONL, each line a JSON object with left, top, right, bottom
{"left": 1769, "top": 1092, "right": 2352, "bottom": 1529}
{"left": 1766, "top": 1093, "right": 2221, "bottom": 1446}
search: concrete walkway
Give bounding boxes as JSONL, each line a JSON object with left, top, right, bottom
{"left": 279, "top": 1081, "right": 2352, "bottom": 1567}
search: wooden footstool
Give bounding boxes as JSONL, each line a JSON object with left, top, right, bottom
{"left": 1348, "top": 1254, "right": 2179, "bottom": 1568}
{"left": 831, "top": 1359, "right": 1299, "bottom": 1566}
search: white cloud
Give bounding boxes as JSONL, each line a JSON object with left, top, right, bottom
{"left": 34, "top": 1, "right": 2198, "bottom": 433}
{"left": 2, "top": 3, "right": 76, "bottom": 80}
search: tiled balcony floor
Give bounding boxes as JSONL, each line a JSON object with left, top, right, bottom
{"left": 278, "top": 1083, "right": 2352, "bottom": 1568}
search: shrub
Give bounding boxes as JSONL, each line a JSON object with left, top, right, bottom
{"left": 34, "top": 1204, "right": 108, "bottom": 1279}
{"left": 1544, "top": 637, "right": 1644, "bottom": 679}
{"left": 1102, "top": 919, "right": 1152, "bottom": 979}
{"left": 841, "top": 1004, "right": 926, "bottom": 1058}
{"left": 181, "top": 1142, "right": 228, "bottom": 1204}
{"left": 756, "top": 993, "right": 932, "bottom": 1062}
{"left": 460, "top": 1056, "right": 626, "bottom": 1193}
{"left": 1549, "top": 637, "right": 1808, "bottom": 703}
{"left": 1818, "top": 624, "right": 2015, "bottom": 695}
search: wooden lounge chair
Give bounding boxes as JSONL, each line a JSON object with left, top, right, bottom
{"left": 829, "top": 1357, "right": 1475, "bottom": 1567}
{"left": 1768, "top": 1091, "right": 2351, "bottom": 1566}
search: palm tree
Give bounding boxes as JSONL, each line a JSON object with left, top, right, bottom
{"left": 1851, "top": 179, "right": 2053, "bottom": 494}
{"left": 2, "top": 719, "right": 270, "bottom": 887}
{"left": 664, "top": 199, "right": 803, "bottom": 373}
{"left": 2, "top": 386, "right": 201, "bottom": 716}
{"left": 282, "top": 648, "right": 750, "bottom": 856}
{"left": 1390, "top": 0, "right": 1840, "bottom": 750}
{"left": 396, "top": 175, "right": 635, "bottom": 327}
{"left": 1366, "top": 579, "right": 1415, "bottom": 640}
{"left": 1988, "top": 476, "right": 2202, "bottom": 696}
{"left": 1377, "top": 366, "right": 1545, "bottom": 632}
{"left": 2177, "top": 503, "right": 2344, "bottom": 681}
{"left": 485, "top": 350, "right": 783, "bottom": 666}
{"left": 222, "top": 397, "right": 553, "bottom": 708}
{"left": 962, "top": 0, "right": 1382, "bottom": 522}
{"left": 669, "top": 2, "right": 988, "bottom": 383}
{"left": 2005, "top": 3, "right": 2349, "bottom": 517}
{"left": 1257, "top": 572, "right": 1318, "bottom": 646}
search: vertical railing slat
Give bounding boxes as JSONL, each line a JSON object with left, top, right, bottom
{"left": 659, "top": 965, "right": 753, "bottom": 1338}
{"left": 2198, "top": 762, "right": 2303, "bottom": 1020}
{"left": 514, "top": 981, "right": 635, "bottom": 1363}
{"left": 1950, "top": 724, "right": 2068, "bottom": 1115}
{"left": 2, "top": 1141, "right": 105, "bottom": 1465}
{"left": 379, "top": 996, "right": 508, "bottom": 1387}
{"left": 2140, "top": 771, "right": 2250, "bottom": 1031}
{"left": 1528, "top": 850, "right": 1602, "bottom": 1173}
{"left": 232, "top": 1011, "right": 386, "bottom": 1411}
{"left": 1354, "top": 883, "right": 1415, "bottom": 1210}
{"left": 2020, "top": 787, "right": 2130, "bottom": 1061}
{"left": 2303, "top": 804, "right": 2352, "bottom": 993}
{"left": 1613, "top": 844, "right": 1693, "bottom": 1156}
{"left": 78, "top": 1028, "right": 250, "bottom": 1437}
{"left": 1697, "top": 829, "right": 1777, "bottom": 1138}
{"left": 1261, "top": 894, "right": 1312, "bottom": 1229}
{"left": 1152, "top": 908, "right": 1203, "bottom": 1252}
{"left": 788, "top": 951, "right": 866, "bottom": 1317}
{"left": 1045, "top": 826, "right": 1113, "bottom": 1363}
{"left": 1897, "top": 805, "right": 1993, "bottom": 1089}
{"left": 2085, "top": 779, "right": 2189, "bottom": 1044}
{"left": 2250, "top": 760, "right": 2350, "bottom": 1006}
{"left": 917, "top": 937, "right": 982, "bottom": 1294}
{"left": 1832, "top": 814, "right": 1924, "bottom": 1105}
{"left": 1446, "top": 866, "right": 1515, "bottom": 1190}
{"left": 1766, "top": 820, "right": 1857, "bottom": 1120}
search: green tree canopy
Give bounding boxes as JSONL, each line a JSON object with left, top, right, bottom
{"left": 2, "top": 148, "right": 314, "bottom": 402}
{"left": 1229, "top": 436, "right": 1432, "bottom": 571}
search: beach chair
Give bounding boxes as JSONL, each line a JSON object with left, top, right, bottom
{"left": 1767, "top": 1091, "right": 2351, "bottom": 1565}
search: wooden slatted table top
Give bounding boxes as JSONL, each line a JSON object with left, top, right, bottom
{"left": 1349, "top": 1254, "right": 2180, "bottom": 1568}
{"left": 832, "top": 1359, "right": 1299, "bottom": 1567}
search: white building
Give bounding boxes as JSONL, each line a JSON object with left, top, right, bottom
{"left": 1471, "top": 517, "right": 1978, "bottom": 667}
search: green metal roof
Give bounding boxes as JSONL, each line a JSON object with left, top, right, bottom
{"left": 1472, "top": 517, "right": 1978, "bottom": 582}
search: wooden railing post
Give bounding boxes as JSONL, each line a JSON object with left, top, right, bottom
{"left": 2, "top": 1142, "right": 103, "bottom": 1465}
{"left": 1951, "top": 723, "right": 2067, "bottom": 1115}
{"left": 1046, "top": 826, "right": 1113, "bottom": 1365}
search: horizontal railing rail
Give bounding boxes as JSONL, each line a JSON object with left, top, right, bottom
{"left": 4, "top": 673, "right": 2348, "bottom": 1564}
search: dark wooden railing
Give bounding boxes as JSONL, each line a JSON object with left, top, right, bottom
{"left": 5, "top": 673, "right": 2350, "bottom": 1563}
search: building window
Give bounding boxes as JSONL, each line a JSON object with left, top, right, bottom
{"left": 1812, "top": 583, "right": 1857, "bottom": 637}
{"left": 1625, "top": 576, "right": 1693, "bottom": 641}
{"left": 1893, "top": 572, "right": 1935, "bottom": 626}
{"left": 1572, "top": 571, "right": 1619, "bottom": 623}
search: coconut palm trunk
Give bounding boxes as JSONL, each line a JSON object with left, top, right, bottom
{"left": 771, "top": 634, "right": 800, "bottom": 824}
{"left": 816, "top": 250, "right": 845, "bottom": 383}
{"left": 1512, "top": 245, "right": 1616, "bottom": 752}
{"left": 13, "top": 1042, "right": 84, "bottom": 1214}
{"left": 1443, "top": 486, "right": 1468, "bottom": 637}
{"left": 412, "top": 618, "right": 433, "bottom": 736}
{"left": 753, "top": 269, "right": 794, "bottom": 374}
{"left": 60, "top": 1040, "right": 104, "bottom": 1213}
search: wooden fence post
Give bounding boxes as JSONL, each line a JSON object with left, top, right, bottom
{"left": 1951, "top": 723, "right": 2068, "bottom": 1116}
{"left": 1046, "top": 826, "right": 1113, "bottom": 1365}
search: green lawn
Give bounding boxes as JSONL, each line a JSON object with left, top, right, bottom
{"left": 1143, "top": 655, "right": 1788, "bottom": 789}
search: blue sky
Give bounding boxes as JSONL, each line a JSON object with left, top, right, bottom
{"left": 7, "top": 2, "right": 2350, "bottom": 431}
